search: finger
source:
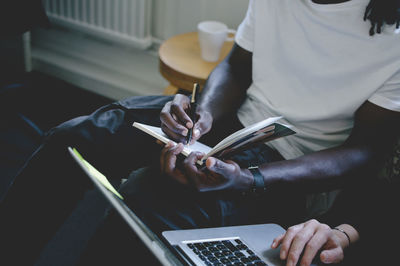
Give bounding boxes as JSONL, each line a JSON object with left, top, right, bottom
{"left": 188, "top": 126, "right": 202, "bottom": 145}
{"left": 286, "top": 220, "right": 319, "bottom": 266}
{"left": 183, "top": 152, "right": 205, "bottom": 186}
{"left": 271, "top": 234, "right": 285, "bottom": 249}
{"left": 206, "top": 157, "right": 236, "bottom": 176}
{"left": 320, "top": 247, "right": 344, "bottom": 264}
{"left": 161, "top": 124, "right": 187, "bottom": 143}
{"left": 183, "top": 152, "right": 204, "bottom": 175}
{"left": 160, "top": 141, "right": 174, "bottom": 172}
{"left": 191, "top": 112, "right": 212, "bottom": 141}
{"left": 170, "top": 101, "right": 193, "bottom": 128}
{"left": 279, "top": 224, "right": 304, "bottom": 260}
{"left": 160, "top": 103, "right": 188, "bottom": 136}
{"left": 300, "top": 224, "right": 331, "bottom": 266}
{"left": 163, "top": 143, "right": 184, "bottom": 176}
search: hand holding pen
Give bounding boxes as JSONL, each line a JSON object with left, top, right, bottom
{"left": 160, "top": 84, "right": 212, "bottom": 144}
{"left": 187, "top": 83, "right": 200, "bottom": 144}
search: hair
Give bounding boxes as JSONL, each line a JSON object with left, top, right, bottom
{"left": 364, "top": 0, "right": 400, "bottom": 35}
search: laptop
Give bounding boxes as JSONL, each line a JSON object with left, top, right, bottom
{"left": 68, "top": 147, "right": 286, "bottom": 266}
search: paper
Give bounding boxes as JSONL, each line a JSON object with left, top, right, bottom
{"left": 133, "top": 117, "right": 295, "bottom": 164}
{"left": 72, "top": 148, "right": 124, "bottom": 200}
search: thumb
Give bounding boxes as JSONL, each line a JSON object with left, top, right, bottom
{"left": 320, "top": 247, "right": 344, "bottom": 264}
{"left": 206, "top": 158, "right": 235, "bottom": 175}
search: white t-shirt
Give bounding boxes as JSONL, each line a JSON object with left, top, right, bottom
{"left": 236, "top": 0, "right": 400, "bottom": 160}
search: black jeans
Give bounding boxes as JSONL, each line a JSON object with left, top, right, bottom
{"left": 0, "top": 95, "right": 305, "bottom": 265}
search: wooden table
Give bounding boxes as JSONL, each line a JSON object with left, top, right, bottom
{"left": 159, "top": 32, "right": 234, "bottom": 95}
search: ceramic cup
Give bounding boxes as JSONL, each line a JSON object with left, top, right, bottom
{"left": 197, "top": 21, "right": 236, "bottom": 62}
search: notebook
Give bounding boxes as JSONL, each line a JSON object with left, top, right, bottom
{"left": 68, "top": 147, "right": 287, "bottom": 265}
{"left": 133, "top": 116, "right": 295, "bottom": 165}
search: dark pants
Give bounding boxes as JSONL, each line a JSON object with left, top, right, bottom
{"left": 0, "top": 95, "right": 305, "bottom": 265}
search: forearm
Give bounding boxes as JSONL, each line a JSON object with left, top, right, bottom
{"left": 257, "top": 102, "right": 400, "bottom": 192}
{"left": 200, "top": 61, "right": 247, "bottom": 121}
{"left": 258, "top": 144, "right": 378, "bottom": 192}
{"left": 199, "top": 44, "right": 252, "bottom": 122}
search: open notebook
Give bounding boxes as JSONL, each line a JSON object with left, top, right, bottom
{"left": 133, "top": 116, "right": 295, "bottom": 165}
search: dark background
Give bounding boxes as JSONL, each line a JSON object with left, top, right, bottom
{"left": 0, "top": 68, "right": 116, "bottom": 265}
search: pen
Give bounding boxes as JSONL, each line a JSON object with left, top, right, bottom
{"left": 187, "top": 83, "right": 200, "bottom": 144}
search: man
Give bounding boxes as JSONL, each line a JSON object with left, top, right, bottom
{"left": 158, "top": 0, "right": 400, "bottom": 219}
{"left": 1, "top": 0, "right": 400, "bottom": 265}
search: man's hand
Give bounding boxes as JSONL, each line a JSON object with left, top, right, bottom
{"left": 271, "top": 219, "right": 348, "bottom": 266}
{"left": 160, "top": 94, "right": 213, "bottom": 144}
{"left": 160, "top": 142, "right": 253, "bottom": 192}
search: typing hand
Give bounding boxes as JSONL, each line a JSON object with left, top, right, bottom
{"left": 160, "top": 94, "right": 212, "bottom": 144}
{"left": 271, "top": 219, "right": 345, "bottom": 266}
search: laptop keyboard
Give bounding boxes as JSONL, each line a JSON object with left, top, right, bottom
{"left": 185, "top": 238, "right": 268, "bottom": 266}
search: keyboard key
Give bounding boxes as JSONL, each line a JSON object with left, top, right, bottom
{"left": 222, "top": 250, "right": 233, "bottom": 256}
{"left": 224, "top": 241, "right": 238, "bottom": 252}
{"left": 220, "top": 258, "right": 231, "bottom": 264}
{"left": 228, "top": 255, "right": 240, "bottom": 263}
{"left": 253, "top": 260, "right": 267, "bottom": 266}
{"left": 217, "top": 244, "right": 227, "bottom": 250}
{"left": 246, "top": 249, "right": 254, "bottom": 255}
{"left": 215, "top": 252, "right": 225, "bottom": 258}
{"left": 208, "top": 246, "right": 219, "bottom": 252}
{"left": 194, "top": 243, "right": 207, "bottom": 250}
{"left": 234, "top": 251, "right": 245, "bottom": 257}
{"left": 202, "top": 250, "right": 212, "bottom": 256}
{"left": 208, "top": 256, "right": 218, "bottom": 262}
{"left": 234, "top": 239, "right": 243, "bottom": 245}
{"left": 240, "top": 257, "right": 251, "bottom": 263}
{"left": 249, "top": 255, "right": 261, "bottom": 261}
{"left": 236, "top": 244, "right": 248, "bottom": 250}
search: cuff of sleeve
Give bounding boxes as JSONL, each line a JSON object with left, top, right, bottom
{"left": 235, "top": 35, "right": 253, "bottom": 53}
{"left": 368, "top": 95, "right": 400, "bottom": 112}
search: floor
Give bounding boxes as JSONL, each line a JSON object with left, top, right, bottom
{"left": 1, "top": 71, "right": 119, "bottom": 266}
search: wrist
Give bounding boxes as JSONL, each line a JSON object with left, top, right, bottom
{"left": 240, "top": 166, "right": 268, "bottom": 196}
{"left": 333, "top": 224, "right": 359, "bottom": 250}
{"left": 241, "top": 168, "right": 254, "bottom": 191}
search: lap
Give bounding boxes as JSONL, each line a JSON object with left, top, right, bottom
{"left": 112, "top": 143, "right": 304, "bottom": 236}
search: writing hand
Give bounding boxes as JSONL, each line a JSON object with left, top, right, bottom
{"left": 271, "top": 219, "right": 346, "bottom": 266}
{"left": 160, "top": 94, "right": 213, "bottom": 144}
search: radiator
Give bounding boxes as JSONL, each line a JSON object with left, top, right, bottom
{"left": 43, "top": 0, "right": 153, "bottom": 49}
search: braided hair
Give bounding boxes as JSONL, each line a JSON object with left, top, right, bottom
{"left": 364, "top": 0, "right": 400, "bottom": 35}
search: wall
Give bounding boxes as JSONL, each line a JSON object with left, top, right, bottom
{"left": 31, "top": 0, "right": 249, "bottom": 99}
{"left": 153, "top": 0, "right": 249, "bottom": 40}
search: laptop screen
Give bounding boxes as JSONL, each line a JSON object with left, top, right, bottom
{"left": 68, "top": 147, "right": 183, "bottom": 266}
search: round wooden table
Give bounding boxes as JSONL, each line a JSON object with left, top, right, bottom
{"left": 159, "top": 32, "right": 234, "bottom": 95}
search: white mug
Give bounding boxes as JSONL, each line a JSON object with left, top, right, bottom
{"left": 197, "top": 21, "right": 236, "bottom": 62}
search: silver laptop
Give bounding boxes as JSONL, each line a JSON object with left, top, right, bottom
{"left": 68, "top": 147, "right": 286, "bottom": 266}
